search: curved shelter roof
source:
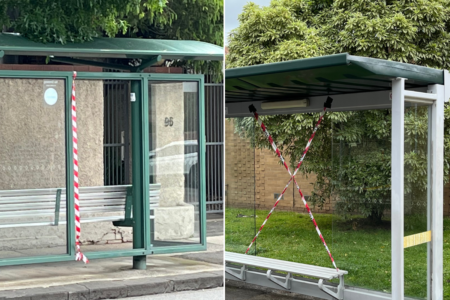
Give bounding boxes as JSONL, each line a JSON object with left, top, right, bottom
{"left": 0, "top": 33, "right": 223, "bottom": 61}
{"left": 225, "top": 53, "right": 449, "bottom": 116}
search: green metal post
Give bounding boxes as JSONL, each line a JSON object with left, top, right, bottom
{"left": 54, "top": 189, "right": 62, "bottom": 226}
{"left": 131, "top": 80, "right": 146, "bottom": 269}
{"left": 198, "top": 77, "right": 207, "bottom": 246}
{"left": 66, "top": 75, "right": 76, "bottom": 258}
{"left": 142, "top": 80, "right": 151, "bottom": 251}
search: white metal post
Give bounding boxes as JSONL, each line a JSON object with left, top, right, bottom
{"left": 427, "top": 104, "right": 432, "bottom": 300}
{"left": 391, "top": 78, "right": 405, "bottom": 300}
{"left": 428, "top": 84, "right": 444, "bottom": 300}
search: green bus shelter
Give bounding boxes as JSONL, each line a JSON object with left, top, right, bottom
{"left": 0, "top": 33, "right": 223, "bottom": 269}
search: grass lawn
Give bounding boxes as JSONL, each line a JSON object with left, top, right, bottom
{"left": 225, "top": 207, "right": 450, "bottom": 299}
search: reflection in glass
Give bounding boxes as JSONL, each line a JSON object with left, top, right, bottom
{"left": 149, "top": 81, "right": 201, "bottom": 247}
{"left": 76, "top": 79, "right": 135, "bottom": 253}
{"left": 404, "top": 105, "right": 428, "bottom": 299}
{"left": 331, "top": 107, "right": 429, "bottom": 298}
{"left": 224, "top": 117, "right": 257, "bottom": 255}
{"left": 0, "top": 78, "right": 67, "bottom": 258}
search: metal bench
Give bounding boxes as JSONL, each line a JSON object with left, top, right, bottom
{"left": 0, "top": 184, "right": 160, "bottom": 228}
{"left": 225, "top": 251, "right": 348, "bottom": 300}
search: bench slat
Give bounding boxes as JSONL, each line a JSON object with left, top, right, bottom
{"left": 0, "top": 199, "right": 160, "bottom": 213}
{"left": 1, "top": 200, "right": 126, "bottom": 210}
{"left": 0, "top": 215, "right": 157, "bottom": 228}
{"left": 0, "top": 185, "right": 161, "bottom": 227}
{"left": 225, "top": 252, "right": 347, "bottom": 280}
{"left": 0, "top": 190, "right": 160, "bottom": 201}
{"left": 0, "top": 184, "right": 161, "bottom": 196}
{"left": 0, "top": 195, "right": 159, "bottom": 205}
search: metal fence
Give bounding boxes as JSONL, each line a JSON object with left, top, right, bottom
{"left": 205, "top": 76, "right": 224, "bottom": 213}
{"left": 103, "top": 79, "right": 131, "bottom": 186}
{"left": 102, "top": 76, "right": 223, "bottom": 213}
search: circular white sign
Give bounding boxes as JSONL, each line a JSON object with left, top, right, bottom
{"left": 44, "top": 88, "right": 58, "bottom": 105}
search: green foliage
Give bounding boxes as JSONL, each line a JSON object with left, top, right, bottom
{"left": 320, "top": 0, "right": 450, "bottom": 67}
{"left": 227, "top": 0, "right": 331, "bottom": 68}
{"left": 1, "top": 0, "right": 223, "bottom": 79}
{"left": 127, "top": 0, "right": 224, "bottom": 81}
{"left": 227, "top": 0, "right": 450, "bottom": 67}
{"left": 228, "top": 0, "right": 450, "bottom": 220}
{"left": 1, "top": 0, "right": 165, "bottom": 44}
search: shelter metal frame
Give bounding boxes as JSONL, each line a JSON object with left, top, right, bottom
{"left": 225, "top": 53, "right": 447, "bottom": 300}
{"left": 0, "top": 33, "right": 222, "bottom": 268}
{"left": 0, "top": 71, "right": 207, "bottom": 267}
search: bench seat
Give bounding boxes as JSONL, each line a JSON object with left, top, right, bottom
{"left": 0, "top": 184, "right": 161, "bottom": 228}
{"left": 225, "top": 251, "right": 347, "bottom": 300}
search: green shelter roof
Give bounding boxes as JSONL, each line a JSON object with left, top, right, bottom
{"left": 226, "top": 53, "right": 444, "bottom": 103}
{"left": 0, "top": 33, "right": 223, "bottom": 61}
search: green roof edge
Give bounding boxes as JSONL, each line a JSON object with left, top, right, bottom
{"left": 225, "top": 53, "right": 349, "bottom": 78}
{"left": 226, "top": 53, "right": 444, "bottom": 85}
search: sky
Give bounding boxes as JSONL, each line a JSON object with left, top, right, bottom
{"left": 225, "top": 0, "right": 271, "bottom": 45}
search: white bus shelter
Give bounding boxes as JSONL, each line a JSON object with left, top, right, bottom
{"left": 225, "top": 53, "right": 447, "bottom": 300}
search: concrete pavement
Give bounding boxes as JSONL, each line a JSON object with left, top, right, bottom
{"left": 225, "top": 286, "right": 304, "bottom": 300}
{"left": 107, "top": 287, "right": 224, "bottom": 300}
{"left": 0, "top": 214, "right": 224, "bottom": 300}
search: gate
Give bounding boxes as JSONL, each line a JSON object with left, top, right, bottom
{"left": 103, "top": 76, "right": 224, "bottom": 213}
{"left": 103, "top": 79, "right": 131, "bottom": 186}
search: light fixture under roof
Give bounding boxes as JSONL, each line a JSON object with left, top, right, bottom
{"left": 261, "top": 99, "right": 309, "bottom": 110}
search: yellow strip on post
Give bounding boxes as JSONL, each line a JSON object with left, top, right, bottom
{"left": 403, "top": 231, "right": 431, "bottom": 248}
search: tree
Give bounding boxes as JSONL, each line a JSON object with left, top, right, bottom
{"left": 124, "top": 0, "right": 223, "bottom": 78}
{"left": 1, "top": 0, "right": 223, "bottom": 79}
{"left": 229, "top": 0, "right": 450, "bottom": 223}
{"left": 0, "top": 0, "right": 166, "bottom": 44}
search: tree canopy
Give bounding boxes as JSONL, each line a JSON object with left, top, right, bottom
{"left": 0, "top": 0, "right": 223, "bottom": 78}
{"left": 229, "top": 0, "right": 450, "bottom": 222}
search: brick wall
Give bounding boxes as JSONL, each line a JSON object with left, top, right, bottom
{"left": 225, "top": 119, "right": 334, "bottom": 213}
{"left": 226, "top": 118, "right": 450, "bottom": 216}
{"left": 225, "top": 119, "right": 255, "bottom": 208}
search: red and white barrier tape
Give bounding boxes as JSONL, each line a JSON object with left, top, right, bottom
{"left": 72, "top": 71, "right": 88, "bottom": 264}
{"left": 245, "top": 100, "right": 338, "bottom": 271}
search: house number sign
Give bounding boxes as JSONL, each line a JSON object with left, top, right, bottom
{"left": 165, "top": 117, "right": 174, "bottom": 127}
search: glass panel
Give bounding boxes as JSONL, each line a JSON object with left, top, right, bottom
{"left": 0, "top": 78, "right": 67, "bottom": 258}
{"left": 148, "top": 81, "right": 201, "bottom": 247}
{"left": 76, "top": 79, "right": 135, "bottom": 253}
{"left": 224, "top": 117, "right": 256, "bottom": 255}
{"left": 331, "top": 110, "right": 392, "bottom": 292}
{"left": 225, "top": 113, "right": 329, "bottom": 262}
{"left": 404, "top": 104, "right": 428, "bottom": 299}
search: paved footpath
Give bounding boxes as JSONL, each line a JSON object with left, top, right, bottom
{"left": 0, "top": 215, "right": 224, "bottom": 300}
{"left": 226, "top": 286, "right": 302, "bottom": 300}
{"left": 109, "top": 287, "right": 224, "bottom": 300}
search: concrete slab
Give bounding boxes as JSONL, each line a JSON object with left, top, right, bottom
{"left": 124, "top": 277, "right": 173, "bottom": 297}
{"left": 108, "top": 287, "right": 224, "bottom": 300}
{"left": 226, "top": 286, "right": 304, "bottom": 300}
{"left": 173, "top": 251, "right": 223, "bottom": 265}
{"left": 226, "top": 280, "right": 314, "bottom": 300}
{"left": 0, "top": 255, "right": 221, "bottom": 291}
{"left": 0, "top": 219, "right": 224, "bottom": 300}
{"left": 0, "top": 251, "right": 23, "bottom": 259}
{"left": 0, "top": 272, "right": 224, "bottom": 300}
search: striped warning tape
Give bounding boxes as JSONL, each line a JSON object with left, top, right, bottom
{"left": 72, "top": 71, "right": 88, "bottom": 264}
{"left": 245, "top": 99, "right": 338, "bottom": 271}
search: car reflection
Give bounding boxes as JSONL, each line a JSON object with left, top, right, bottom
{"left": 149, "top": 140, "right": 198, "bottom": 175}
